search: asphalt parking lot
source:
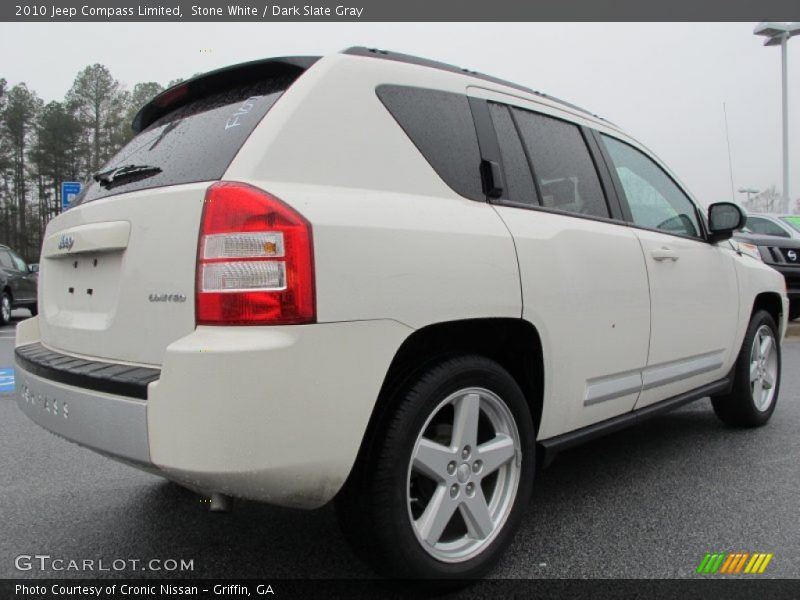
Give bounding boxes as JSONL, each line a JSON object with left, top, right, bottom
{"left": 1, "top": 314, "right": 799, "bottom": 580}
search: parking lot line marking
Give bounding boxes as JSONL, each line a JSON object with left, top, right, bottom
{"left": 0, "top": 368, "right": 15, "bottom": 393}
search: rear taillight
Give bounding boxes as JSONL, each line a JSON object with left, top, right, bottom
{"left": 196, "top": 181, "right": 315, "bottom": 325}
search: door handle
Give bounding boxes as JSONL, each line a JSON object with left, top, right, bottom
{"left": 651, "top": 247, "right": 679, "bottom": 261}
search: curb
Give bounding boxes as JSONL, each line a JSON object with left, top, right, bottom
{"left": 787, "top": 321, "right": 800, "bottom": 340}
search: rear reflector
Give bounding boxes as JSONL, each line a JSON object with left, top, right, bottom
{"left": 196, "top": 182, "right": 315, "bottom": 325}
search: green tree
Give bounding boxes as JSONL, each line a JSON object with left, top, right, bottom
{"left": 29, "top": 101, "right": 82, "bottom": 226}
{"left": 1, "top": 82, "right": 41, "bottom": 255}
{"left": 66, "top": 64, "right": 127, "bottom": 176}
{"left": 123, "top": 81, "right": 163, "bottom": 136}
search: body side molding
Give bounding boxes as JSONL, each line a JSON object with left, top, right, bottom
{"left": 542, "top": 375, "right": 733, "bottom": 467}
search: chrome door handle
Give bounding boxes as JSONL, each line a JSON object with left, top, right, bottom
{"left": 651, "top": 247, "right": 679, "bottom": 261}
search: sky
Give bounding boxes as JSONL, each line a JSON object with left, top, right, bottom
{"left": 0, "top": 22, "right": 798, "bottom": 207}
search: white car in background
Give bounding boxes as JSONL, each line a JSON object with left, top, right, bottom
{"left": 14, "top": 48, "right": 789, "bottom": 580}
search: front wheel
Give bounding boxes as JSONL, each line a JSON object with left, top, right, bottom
{"left": 336, "top": 355, "right": 535, "bottom": 579}
{"left": 711, "top": 310, "right": 780, "bottom": 427}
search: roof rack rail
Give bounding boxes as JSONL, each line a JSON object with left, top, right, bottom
{"left": 342, "top": 47, "right": 605, "bottom": 122}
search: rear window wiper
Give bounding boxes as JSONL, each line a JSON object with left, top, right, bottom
{"left": 93, "top": 164, "right": 162, "bottom": 189}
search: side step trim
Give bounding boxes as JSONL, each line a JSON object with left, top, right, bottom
{"left": 539, "top": 376, "right": 733, "bottom": 468}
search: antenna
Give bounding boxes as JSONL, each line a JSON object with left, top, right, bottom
{"left": 723, "top": 102, "right": 736, "bottom": 202}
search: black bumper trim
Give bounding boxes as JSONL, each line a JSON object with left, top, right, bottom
{"left": 15, "top": 343, "right": 160, "bottom": 400}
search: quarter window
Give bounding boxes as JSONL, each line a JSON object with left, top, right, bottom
{"left": 376, "top": 85, "right": 483, "bottom": 201}
{"left": 602, "top": 135, "right": 701, "bottom": 239}
{"left": 512, "top": 108, "right": 610, "bottom": 219}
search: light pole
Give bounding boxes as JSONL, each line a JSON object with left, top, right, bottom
{"left": 738, "top": 187, "right": 760, "bottom": 206}
{"left": 754, "top": 22, "right": 800, "bottom": 214}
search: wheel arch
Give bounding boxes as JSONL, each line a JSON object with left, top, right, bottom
{"left": 752, "top": 291, "right": 783, "bottom": 331}
{"left": 347, "top": 318, "right": 544, "bottom": 485}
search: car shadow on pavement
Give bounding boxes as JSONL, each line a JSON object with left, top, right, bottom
{"left": 4, "top": 396, "right": 780, "bottom": 581}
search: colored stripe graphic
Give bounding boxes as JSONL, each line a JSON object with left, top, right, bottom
{"left": 719, "top": 554, "right": 736, "bottom": 573}
{"left": 698, "top": 552, "right": 773, "bottom": 575}
{"left": 734, "top": 553, "right": 749, "bottom": 574}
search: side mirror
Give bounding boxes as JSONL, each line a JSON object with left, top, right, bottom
{"left": 708, "top": 202, "right": 745, "bottom": 243}
{"left": 28, "top": 263, "right": 39, "bottom": 273}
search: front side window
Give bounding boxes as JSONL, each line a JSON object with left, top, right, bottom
{"left": 9, "top": 251, "right": 27, "bottom": 271}
{"left": 602, "top": 135, "right": 701, "bottom": 239}
{"left": 513, "top": 108, "right": 610, "bottom": 219}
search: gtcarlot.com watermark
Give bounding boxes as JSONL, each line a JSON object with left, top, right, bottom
{"left": 15, "top": 554, "right": 194, "bottom": 573}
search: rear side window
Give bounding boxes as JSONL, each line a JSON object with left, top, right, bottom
{"left": 488, "top": 103, "right": 536, "bottom": 206}
{"left": 512, "top": 108, "right": 610, "bottom": 219}
{"left": 77, "top": 76, "right": 296, "bottom": 204}
{"left": 376, "top": 85, "right": 483, "bottom": 201}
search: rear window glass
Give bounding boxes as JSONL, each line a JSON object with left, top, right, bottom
{"left": 376, "top": 85, "right": 483, "bottom": 201}
{"left": 76, "top": 76, "right": 294, "bottom": 204}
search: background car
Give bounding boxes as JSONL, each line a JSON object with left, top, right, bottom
{"left": 734, "top": 232, "right": 800, "bottom": 320}
{"left": 0, "top": 243, "right": 38, "bottom": 325}
{"left": 742, "top": 213, "right": 800, "bottom": 240}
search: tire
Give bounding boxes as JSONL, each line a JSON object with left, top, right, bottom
{"left": 335, "top": 355, "right": 535, "bottom": 580}
{"left": 711, "top": 310, "right": 780, "bottom": 427}
{"left": 28, "top": 303, "right": 37, "bottom": 317}
{"left": 0, "top": 293, "right": 11, "bottom": 326}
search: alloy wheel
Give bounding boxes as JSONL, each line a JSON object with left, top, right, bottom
{"left": 750, "top": 324, "right": 778, "bottom": 412}
{"left": 406, "top": 387, "right": 521, "bottom": 563}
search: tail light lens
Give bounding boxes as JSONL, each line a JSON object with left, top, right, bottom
{"left": 196, "top": 181, "right": 315, "bottom": 325}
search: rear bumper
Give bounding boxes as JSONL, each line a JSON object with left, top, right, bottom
{"left": 17, "top": 368, "right": 151, "bottom": 465}
{"left": 15, "top": 316, "right": 412, "bottom": 508}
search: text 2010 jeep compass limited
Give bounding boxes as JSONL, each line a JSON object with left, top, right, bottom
{"left": 15, "top": 48, "right": 788, "bottom": 579}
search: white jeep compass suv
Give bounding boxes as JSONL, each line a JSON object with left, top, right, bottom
{"left": 15, "top": 48, "right": 788, "bottom": 579}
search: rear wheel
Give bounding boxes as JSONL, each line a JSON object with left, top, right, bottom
{"left": 0, "top": 293, "right": 11, "bottom": 326}
{"left": 336, "top": 355, "right": 535, "bottom": 579}
{"left": 711, "top": 310, "right": 780, "bottom": 427}
{"left": 28, "top": 303, "right": 37, "bottom": 317}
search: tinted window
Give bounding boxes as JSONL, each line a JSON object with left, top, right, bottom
{"left": 488, "top": 103, "right": 536, "bottom": 206}
{"left": 602, "top": 135, "right": 701, "bottom": 238}
{"left": 377, "top": 85, "right": 483, "bottom": 201}
{"left": 512, "top": 108, "right": 609, "bottom": 218}
{"left": 78, "top": 76, "right": 296, "bottom": 204}
{"left": 745, "top": 217, "right": 790, "bottom": 237}
{"left": 0, "top": 250, "right": 12, "bottom": 269}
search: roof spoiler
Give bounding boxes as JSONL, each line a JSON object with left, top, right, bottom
{"left": 132, "top": 56, "right": 320, "bottom": 133}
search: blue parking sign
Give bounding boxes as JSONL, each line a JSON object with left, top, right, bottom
{"left": 0, "top": 368, "right": 14, "bottom": 393}
{"left": 61, "top": 181, "right": 82, "bottom": 211}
